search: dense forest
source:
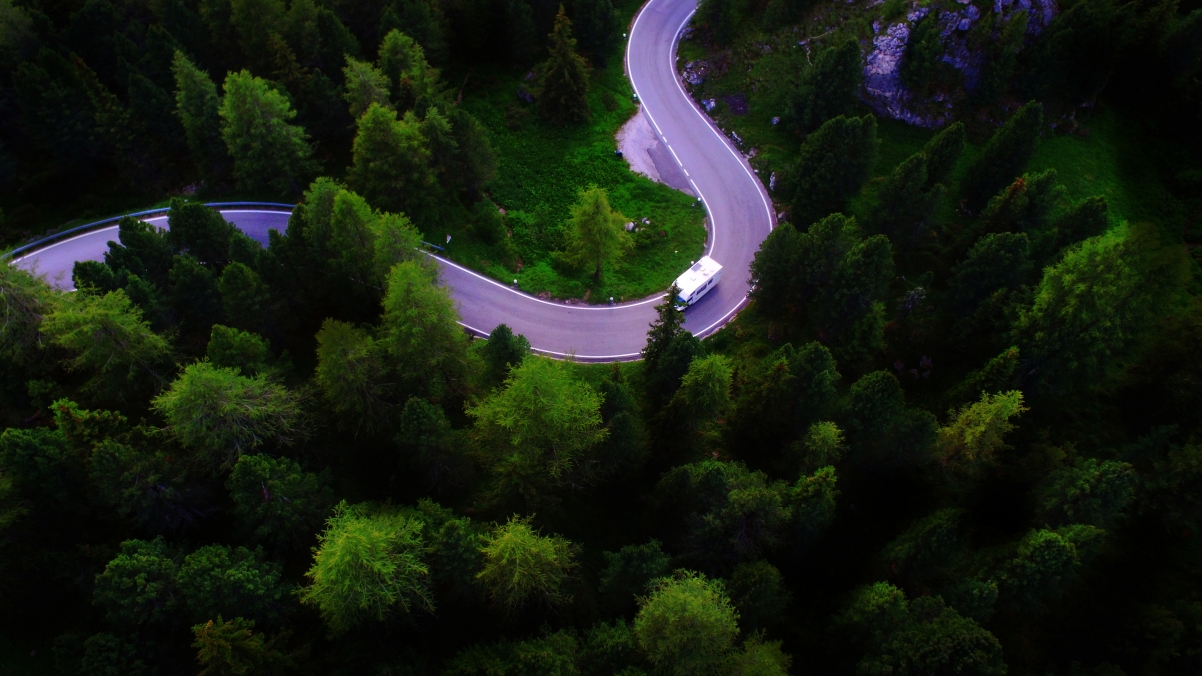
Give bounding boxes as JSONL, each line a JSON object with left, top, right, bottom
{"left": 3, "top": 0, "right": 1202, "bottom": 673}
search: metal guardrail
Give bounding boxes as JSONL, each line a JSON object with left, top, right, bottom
{"left": 3, "top": 201, "right": 296, "bottom": 259}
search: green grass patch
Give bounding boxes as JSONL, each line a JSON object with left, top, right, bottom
{"left": 1029, "top": 106, "right": 1184, "bottom": 229}
{"left": 445, "top": 17, "right": 706, "bottom": 303}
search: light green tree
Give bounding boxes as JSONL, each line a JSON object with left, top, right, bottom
{"left": 633, "top": 570, "right": 740, "bottom": 676}
{"left": 564, "top": 186, "right": 632, "bottom": 279}
{"left": 40, "top": 289, "right": 173, "bottom": 398}
{"left": 935, "top": 390, "right": 1026, "bottom": 475}
{"left": 342, "top": 57, "right": 392, "bottom": 119}
{"left": 172, "top": 51, "right": 229, "bottom": 184}
{"left": 347, "top": 103, "right": 432, "bottom": 219}
{"left": 469, "top": 357, "right": 607, "bottom": 509}
{"left": 380, "top": 261, "right": 471, "bottom": 396}
{"left": 476, "top": 516, "right": 578, "bottom": 613}
{"left": 219, "top": 70, "right": 316, "bottom": 195}
{"left": 298, "top": 502, "right": 433, "bottom": 633}
{"left": 1, "top": 261, "right": 53, "bottom": 364}
{"left": 152, "top": 361, "right": 303, "bottom": 473}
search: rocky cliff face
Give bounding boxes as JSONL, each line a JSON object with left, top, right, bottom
{"left": 861, "top": 0, "right": 1059, "bottom": 128}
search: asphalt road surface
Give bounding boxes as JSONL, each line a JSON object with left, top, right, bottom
{"left": 12, "top": 0, "right": 774, "bottom": 362}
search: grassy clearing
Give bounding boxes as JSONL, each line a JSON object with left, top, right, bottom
{"left": 444, "top": 4, "right": 707, "bottom": 303}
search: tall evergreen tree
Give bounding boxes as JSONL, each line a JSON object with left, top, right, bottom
{"left": 347, "top": 103, "right": 433, "bottom": 220}
{"left": 788, "top": 39, "right": 863, "bottom": 132}
{"left": 536, "top": 6, "right": 591, "bottom": 125}
{"left": 563, "top": 185, "right": 632, "bottom": 278}
{"left": 218, "top": 70, "right": 317, "bottom": 196}
{"left": 921, "top": 121, "right": 966, "bottom": 189}
{"left": 961, "top": 101, "right": 1044, "bottom": 212}
{"left": 782, "top": 115, "right": 879, "bottom": 226}
{"left": 572, "top": 0, "right": 619, "bottom": 66}
{"left": 506, "top": 0, "right": 538, "bottom": 68}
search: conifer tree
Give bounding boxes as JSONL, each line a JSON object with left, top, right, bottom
{"left": 506, "top": 0, "right": 538, "bottom": 68}
{"left": 347, "top": 103, "right": 433, "bottom": 219}
{"left": 218, "top": 70, "right": 317, "bottom": 196}
{"left": 788, "top": 39, "right": 863, "bottom": 132}
{"left": 342, "top": 57, "right": 391, "bottom": 118}
{"left": 564, "top": 185, "right": 632, "bottom": 279}
{"left": 962, "top": 101, "right": 1044, "bottom": 212}
{"left": 536, "top": 6, "right": 591, "bottom": 125}
{"left": 573, "top": 0, "right": 619, "bottom": 67}
{"left": 783, "top": 115, "right": 879, "bottom": 226}
{"left": 921, "top": 121, "right": 966, "bottom": 189}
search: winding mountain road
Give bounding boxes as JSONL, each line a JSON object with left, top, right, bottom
{"left": 11, "top": 0, "right": 774, "bottom": 361}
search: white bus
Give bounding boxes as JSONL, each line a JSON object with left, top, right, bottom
{"left": 673, "top": 256, "right": 723, "bottom": 309}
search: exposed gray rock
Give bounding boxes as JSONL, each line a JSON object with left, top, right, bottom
{"left": 863, "top": 22, "right": 912, "bottom": 119}
{"left": 683, "top": 61, "right": 708, "bottom": 86}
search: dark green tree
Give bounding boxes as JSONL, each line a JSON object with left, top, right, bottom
{"left": 921, "top": 121, "right": 966, "bottom": 189}
{"left": 1035, "top": 457, "right": 1137, "bottom": 529}
{"left": 506, "top": 0, "right": 538, "bottom": 67}
{"left": 1053, "top": 195, "right": 1110, "bottom": 250}
{"left": 178, "top": 544, "right": 284, "bottom": 624}
{"left": 314, "top": 319, "right": 392, "bottom": 428}
{"left": 227, "top": 454, "right": 334, "bottom": 551}
{"left": 167, "top": 200, "right": 237, "bottom": 268}
{"left": 846, "top": 370, "right": 938, "bottom": 467}
{"left": 788, "top": 39, "right": 863, "bottom": 131}
{"left": 866, "top": 152, "right": 940, "bottom": 244}
{"left": 218, "top": 262, "right": 271, "bottom": 332}
{"left": 947, "top": 232, "right": 1031, "bottom": 314}
{"left": 972, "top": 10, "right": 1028, "bottom": 104}
{"left": 536, "top": 6, "right": 591, "bottom": 125}
{"left": 783, "top": 115, "right": 879, "bottom": 225}
{"left": 900, "top": 12, "right": 952, "bottom": 93}
{"left": 572, "top": 0, "right": 619, "bottom": 66}
{"left": 192, "top": 616, "right": 301, "bottom": 676}
{"left": 92, "top": 537, "right": 180, "bottom": 626}
{"left": 172, "top": 51, "right": 230, "bottom": 184}
{"left": 207, "top": 325, "right": 270, "bottom": 375}
{"left": 598, "top": 540, "right": 671, "bottom": 613}
{"left": 961, "top": 101, "right": 1044, "bottom": 212}
{"left": 838, "top": 583, "right": 1007, "bottom": 676}
{"left": 727, "top": 560, "right": 791, "bottom": 630}
{"left": 481, "top": 324, "right": 531, "bottom": 387}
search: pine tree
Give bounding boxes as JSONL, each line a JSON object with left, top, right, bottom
{"left": 784, "top": 115, "right": 879, "bottom": 226}
{"left": 961, "top": 101, "right": 1043, "bottom": 212}
{"left": 788, "top": 39, "right": 863, "bottom": 132}
{"left": 347, "top": 103, "right": 433, "bottom": 220}
{"left": 573, "top": 0, "right": 619, "bottom": 67}
{"left": 342, "top": 56, "right": 391, "bottom": 119}
{"left": 506, "top": 0, "right": 538, "bottom": 68}
{"left": 536, "top": 6, "right": 591, "bottom": 125}
{"left": 642, "top": 288, "right": 686, "bottom": 374}
{"left": 218, "top": 70, "right": 317, "bottom": 196}
{"left": 564, "top": 186, "right": 632, "bottom": 278}
{"left": 921, "top": 121, "right": 966, "bottom": 189}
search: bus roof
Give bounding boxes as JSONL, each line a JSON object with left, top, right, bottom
{"left": 674, "top": 256, "right": 722, "bottom": 296}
